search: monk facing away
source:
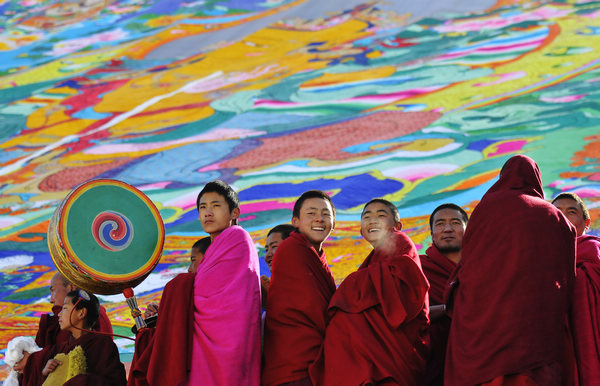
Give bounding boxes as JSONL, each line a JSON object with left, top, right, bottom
{"left": 309, "top": 198, "right": 430, "bottom": 385}
{"left": 552, "top": 192, "right": 600, "bottom": 385}
{"left": 262, "top": 190, "right": 337, "bottom": 386}
{"left": 419, "top": 203, "right": 468, "bottom": 385}
{"left": 445, "top": 155, "right": 577, "bottom": 386}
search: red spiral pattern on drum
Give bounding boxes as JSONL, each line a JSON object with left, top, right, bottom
{"left": 91, "top": 211, "right": 134, "bottom": 251}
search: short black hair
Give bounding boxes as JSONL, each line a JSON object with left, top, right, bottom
{"left": 429, "top": 203, "right": 469, "bottom": 229}
{"left": 196, "top": 180, "right": 240, "bottom": 225}
{"left": 552, "top": 192, "right": 590, "bottom": 221}
{"left": 66, "top": 290, "right": 100, "bottom": 329}
{"left": 267, "top": 224, "right": 296, "bottom": 239}
{"left": 292, "top": 190, "right": 336, "bottom": 219}
{"left": 192, "top": 237, "right": 211, "bottom": 254}
{"left": 361, "top": 198, "right": 400, "bottom": 223}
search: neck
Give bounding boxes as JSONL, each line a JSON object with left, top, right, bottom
{"left": 71, "top": 327, "right": 85, "bottom": 340}
{"left": 310, "top": 241, "right": 323, "bottom": 254}
{"left": 444, "top": 250, "right": 461, "bottom": 265}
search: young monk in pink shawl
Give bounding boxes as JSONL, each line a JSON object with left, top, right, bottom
{"left": 189, "top": 180, "right": 262, "bottom": 385}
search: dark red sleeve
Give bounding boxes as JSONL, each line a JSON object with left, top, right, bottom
{"left": 571, "top": 262, "right": 600, "bottom": 384}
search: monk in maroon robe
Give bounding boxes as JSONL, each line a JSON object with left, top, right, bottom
{"left": 553, "top": 192, "right": 600, "bottom": 385}
{"left": 420, "top": 203, "right": 468, "bottom": 386}
{"left": 310, "top": 199, "right": 429, "bottom": 385}
{"left": 128, "top": 273, "right": 195, "bottom": 386}
{"left": 263, "top": 190, "right": 337, "bottom": 385}
{"left": 23, "top": 290, "right": 126, "bottom": 386}
{"left": 445, "top": 155, "right": 576, "bottom": 386}
{"left": 36, "top": 272, "right": 112, "bottom": 348}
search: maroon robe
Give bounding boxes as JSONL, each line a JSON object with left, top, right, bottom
{"left": 262, "top": 231, "right": 336, "bottom": 386}
{"left": 128, "top": 273, "right": 195, "bottom": 386}
{"left": 309, "top": 231, "right": 430, "bottom": 385}
{"left": 23, "top": 331, "right": 126, "bottom": 386}
{"left": 571, "top": 234, "right": 600, "bottom": 385}
{"left": 420, "top": 245, "right": 457, "bottom": 385}
{"left": 445, "top": 155, "right": 576, "bottom": 385}
{"left": 35, "top": 305, "right": 113, "bottom": 348}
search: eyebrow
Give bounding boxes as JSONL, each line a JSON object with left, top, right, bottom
{"left": 199, "top": 200, "right": 224, "bottom": 205}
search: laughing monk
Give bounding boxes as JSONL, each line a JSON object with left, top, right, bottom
{"left": 309, "top": 198, "right": 429, "bottom": 385}
{"left": 262, "top": 190, "right": 337, "bottom": 386}
{"left": 552, "top": 192, "right": 600, "bottom": 385}
{"left": 445, "top": 155, "right": 576, "bottom": 386}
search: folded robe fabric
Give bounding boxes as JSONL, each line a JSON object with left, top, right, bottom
{"left": 420, "top": 245, "right": 457, "bottom": 305}
{"left": 262, "top": 231, "right": 336, "bottom": 386}
{"left": 420, "top": 245, "right": 457, "bottom": 386}
{"left": 128, "top": 273, "right": 195, "bottom": 386}
{"left": 445, "top": 155, "right": 577, "bottom": 386}
{"left": 571, "top": 234, "right": 600, "bottom": 385}
{"left": 188, "top": 225, "right": 262, "bottom": 386}
{"left": 35, "top": 305, "right": 112, "bottom": 348}
{"left": 309, "top": 230, "right": 429, "bottom": 385}
{"left": 24, "top": 332, "right": 126, "bottom": 386}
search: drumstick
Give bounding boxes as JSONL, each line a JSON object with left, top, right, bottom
{"left": 123, "top": 287, "right": 147, "bottom": 330}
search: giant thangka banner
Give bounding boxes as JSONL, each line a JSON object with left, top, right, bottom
{"left": 0, "top": 0, "right": 599, "bottom": 372}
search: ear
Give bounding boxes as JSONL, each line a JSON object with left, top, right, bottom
{"left": 231, "top": 207, "right": 240, "bottom": 221}
{"left": 331, "top": 220, "right": 336, "bottom": 231}
{"left": 394, "top": 221, "right": 402, "bottom": 231}
{"left": 78, "top": 307, "right": 87, "bottom": 323}
{"left": 585, "top": 218, "right": 591, "bottom": 230}
{"left": 291, "top": 216, "right": 300, "bottom": 228}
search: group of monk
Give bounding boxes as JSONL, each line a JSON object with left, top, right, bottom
{"left": 6, "top": 154, "right": 600, "bottom": 386}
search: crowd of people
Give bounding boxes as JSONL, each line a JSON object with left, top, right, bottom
{"left": 4, "top": 154, "right": 600, "bottom": 386}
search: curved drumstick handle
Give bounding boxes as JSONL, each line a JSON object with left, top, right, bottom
{"left": 123, "top": 287, "right": 147, "bottom": 330}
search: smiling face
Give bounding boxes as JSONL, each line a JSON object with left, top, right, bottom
{"left": 431, "top": 208, "right": 466, "bottom": 254}
{"left": 291, "top": 197, "right": 334, "bottom": 252}
{"left": 198, "top": 191, "right": 240, "bottom": 240}
{"left": 360, "top": 202, "right": 401, "bottom": 247}
{"left": 553, "top": 197, "right": 590, "bottom": 237}
{"left": 264, "top": 232, "right": 284, "bottom": 270}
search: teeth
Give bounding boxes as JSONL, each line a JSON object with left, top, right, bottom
{"left": 313, "top": 227, "right": 324, "bottom": 231}
{"left": 369, "top": 229, "right": 380, "bottom": 233}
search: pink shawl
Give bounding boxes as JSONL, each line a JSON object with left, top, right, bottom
{"left": 188, "top": 225, "right": 262, "bottom": 385}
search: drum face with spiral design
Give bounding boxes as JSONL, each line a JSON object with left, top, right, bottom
{"left": 48, "top": 179, "right": 165, "bottom": 295}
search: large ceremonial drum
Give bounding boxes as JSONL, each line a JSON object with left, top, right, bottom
{"left": 48, "top": 179, "right": 165, "bottom": 295}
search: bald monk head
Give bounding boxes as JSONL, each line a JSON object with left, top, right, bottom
{"left": 552, "top": 192, "right": 591, "bottom": 237}
{"left": 49, "top": 272, "right": 76, "bottom": 309}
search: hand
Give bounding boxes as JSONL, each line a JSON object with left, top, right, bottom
{"left": 13, "top": 351, "right": 31, "bottom": 374}
{"left": 42, "top": 359, "right": 62, "bottom": 376}
{"left": 144, "top": 303, "right": 159, "bottom": 318}
{"left": 260, "top": 275, "right": 270, "bottom": 290}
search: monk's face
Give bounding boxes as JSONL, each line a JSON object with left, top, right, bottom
{"left": 553, "top": 198, "right": 590, "bottom": 237}
{"left": 264, "top": 232, "right": 284, "bottom": 270}
{"left": 188, "top": 247, "right": 204, "bottom": 273}
{"left": 292, "top": 198, "right": 334, "bottom": 251}
{"left": 198, "top": 191, "right": 240, "bottom": 240}
{"left": 431, "top": 208, "right": 466, "bottom": 254}
{"left": 58, "top": 296, "right": 76, "bottom": 331}
{"left": 360, "top": 202, "right": 401, "bottom": 247}
{"left": 49, "top": 273, "right": 74, "bottom": 307}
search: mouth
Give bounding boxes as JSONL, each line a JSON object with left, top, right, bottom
{"left": 368, "top": 228, "right": 381, "bottom": 233}
{"left": 312, "top": 226, "right": 325, "bottom": 231}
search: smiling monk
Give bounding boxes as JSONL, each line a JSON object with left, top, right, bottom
{"left": 309, "top": 198, "right": 430, "bottom": 385}
{"left": 262, "top": 190, "right": 337, "bottom": 386}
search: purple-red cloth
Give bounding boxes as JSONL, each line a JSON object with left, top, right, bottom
{"left": 262, "top": 231, "right": 336, "bottom": 386}
{"left": 445, "top": 155, "right": 577, "bottom": 386}
{"left": 128, "top": 273, "right": 195, "bottom": 386}
{"left": 35, "top": 305, "right": 112, "bottom": 348}
{"left": 309, "top": 231, "right": 429, "bottom": 385}
{"left": 188, "top": 225, "right": 262, "bottom": 385}
{"left": 23, "top": 332, "right": 126, "bottom": 386}
{"left": 571, "top": 234, "right": 600, "bottom": 385}
{"left": 420, "top": 245, "right": 457, "bottom": 386}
